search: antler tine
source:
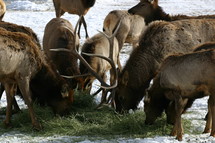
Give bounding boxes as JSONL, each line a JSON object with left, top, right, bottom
{"left": 61, "top": 73, "right": 91, "bottom": 79}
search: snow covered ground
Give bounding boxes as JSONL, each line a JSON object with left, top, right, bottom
{"left": 0, "top": 0, "right": 215, "bottom": 142}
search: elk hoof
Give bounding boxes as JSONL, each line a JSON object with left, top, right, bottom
{"left": 203, "top": 129, "right": 210, "bottom": 133}
{"left": 176, "top": 135, "right": 182, "bottom": 141}
{"left": 210, "top": 132, "right": 215, "bottom": 137}
{"left": 170, "top": 130, "right": 177, "bottom": 136}
{"left": 3, "top": 120, "right": 12, "bottom": 129}
{"left": 32, "top": 122, "right": 43, "bottom": 131}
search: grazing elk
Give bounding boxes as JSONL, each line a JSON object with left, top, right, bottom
{"left": 51, "top": 16, "right": 120, "bottom": 107}
{"left": 165, "top": 42, "right": 215, "bottom": 125}
{"left": 0, "top": 21, "right": 42, "bottom": 113}
{"left": 144, "top": 45, "right": 215, "bottom": 141}
{"left": 43, "top": 17, "right": 82, "bottom": 89}
{"left": 0, "top": 0, "right": 6, "bottom": 21}
{"left": 80, "top": 32, "right": 119, "bottom": 104}
{"left": 0, "top": 27, "right": 74, "bottom": 130}
{"left": 52, "top": 0, "right": 96, "bottom": 38}
{"left": 114, "top": 19, "right": 215, "bottom": 113}
{"left": 128, "top": 0, "right": 215, "bottom": 25}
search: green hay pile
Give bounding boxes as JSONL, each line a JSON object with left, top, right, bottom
{"left": 0, "top": 90, "right": 192, "bottom": 140}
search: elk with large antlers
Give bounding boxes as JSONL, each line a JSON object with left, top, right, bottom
{"left": 50, "top": 16, "right": 120, "bottom": 107}
{"left": 43, "top": 17, "right": 82, "bottom": 89}
{"left": 0, "top": 27, "right": 74, "bottom": 130}
{"left": 52, "top": 0, "right": 96, "bottom": 38}
{"left": 80, "top": 32, "right": 119, "bottom": 105}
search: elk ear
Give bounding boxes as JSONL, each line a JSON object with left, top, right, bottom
{"left": 122, "top": 71, "right": 129, "bottom": 86}
{"left": 148, "top": 0, "right": 158, "bottom": 5}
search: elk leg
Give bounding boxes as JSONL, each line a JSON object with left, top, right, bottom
{"left": 203, "top": 98, "right": 212, "bottom": 133}
{"left": 17, "top": 78, "right": 42, "bottom": 130}
{"left": 81, "top": 16, "right": 89, "bottom": 39}
{"left": 0, "top": 83, "right": 5, "bottom": 99}
{"left": 100, "top": 74, "right": 108, "bottom": 103}
{"left": 170, "top": 90, "right": 183, "bottom": 141}
{"left": 117, "top": 53, "right": 122, "bottom": 72}
{"left": 209, "top": 94, "right": 215, "bottom": 136}
{"left": 77, "top": 18, "right": 82, "bottom": 39}
{"left": 3, "top": 83, "right": 16, "bottom": 128}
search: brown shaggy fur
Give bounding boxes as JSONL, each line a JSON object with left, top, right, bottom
{"left": 128, "top": 0, "right": 215, "bottom": 25}
{"left": 114, "top": 19, "right": 215, "bottom": 112}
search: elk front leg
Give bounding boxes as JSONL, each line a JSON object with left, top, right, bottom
{"left": 203, "top": 98, "right": 212, "bottom": 133}
{"left": 170, "top": 90, "right": 184, "bottom": 141}
{"left": 18, "top": 78, "right": 42, "bottom": 130}
{"left": 209, "top": 94, "right": 215, "bottom": 136}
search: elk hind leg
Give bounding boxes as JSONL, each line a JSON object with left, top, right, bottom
{"left": 80, "top": 16, "right": 89, "bottom": 39}
{"left": 3, "top": 83, "right": 16, "bottom": 128}
{"left": 17, "top": 78, "right": 42, "bottom": 130}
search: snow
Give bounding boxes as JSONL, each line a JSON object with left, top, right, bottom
{"left": 1, "top": 0, "right": 215, "bottom": 142}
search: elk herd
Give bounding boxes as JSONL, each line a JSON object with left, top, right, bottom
{"left": 0, "top": 0, "right": 215, "bottom": 141}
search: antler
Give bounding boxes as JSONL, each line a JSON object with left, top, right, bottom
{"left": 50, "top": 15, "right": 119, "bottom": 90}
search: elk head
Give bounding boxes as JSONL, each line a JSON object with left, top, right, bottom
{"left": 128, "top": 0, "right": 159, "bottom": 19}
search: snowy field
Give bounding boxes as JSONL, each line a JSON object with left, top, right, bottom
{"left": 0, "top": 0, "right": 215, "bottom": 142}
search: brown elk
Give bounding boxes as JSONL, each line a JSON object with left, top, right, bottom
{"left": 103, "top": 10, "right": 145, "bottom": 49}
{"left": 144, "top": 45, "right": 215, "bottom": 141}
{"left": 165, "top": 42, "right": 215, "bottom": 125}
{"left": 0, "top": 27, "right": 74, "bottom": 130}
{"left": 114, "top": 19, "right": 215, "bottom": 113}
{"left": 49, "top": 16, "right": 119, "bottom": 106}
{"left": 43, "top": 17, "right": 82, "bottom": 89}
{"left": 0, "top": 0, "right": 6, "bottom": 21}
{"left": 128, "top": 0, "right": 215, "bottom": 25}
{"left": 80, "top": 32, "right": 119, "bottom": 104}
{"left": 52, "top": 0, "right": 96, "bottom": 38}
{"left": 103, "top": 10, "right": 145, "bottom": 70}
{"left": 0, "top": 21, "right": 42, "bottom": 113}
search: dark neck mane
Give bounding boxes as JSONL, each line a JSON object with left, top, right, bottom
{"left": 82, "top": 0, "right": 96, "bottom": 8}
{"left": 145, "top": 6, "right": 171, "bottom": 25}
{"left": 30, "top": 63, "right": 65, "bottom": 105}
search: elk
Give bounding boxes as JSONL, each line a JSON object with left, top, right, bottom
{"left": 165, "top": 42, "right": 215, "bottom": 125}
{"left": 43, "top": 17, "right": 82, "bottom": 89}
{"left": 0, "top": 0, "right": 6, "bottom": 21}
{"left": 49, "top": 16, "right": 119, "bottom": 106}
{"left": 80, "top": 32, "right": 119, "bottom": 104}
{"left": 103, "top": 10, "right": 145, "bottom": 49}
{"left": 0, "top": 27, "right": 74, "bottom": 130}
{"left": 0, "top": 21, "right": 42, "bottom": 113}
{"left": 144, "top": 45, "right": 215, "bottom": 141}
{"left": 114, "top": 19, "right": 215, "bottom": 113}
{"left": 52, "top": 0, "right": 96, "bottom": 38}
{"left": 103, "top": 10, "right": 145, "bottom": 70}
{"left": 128, "top": 0, "right": 215, "bottom": 25}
